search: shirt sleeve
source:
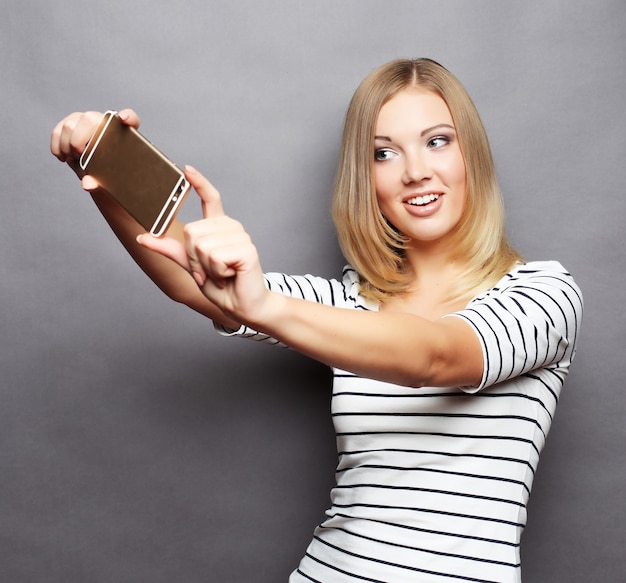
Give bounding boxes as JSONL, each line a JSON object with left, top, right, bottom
{"left": 448, "top": 261, "right": 583, "bottom": 393}
{"left": 213, "top": 265, "right": 376, "bottom": 343}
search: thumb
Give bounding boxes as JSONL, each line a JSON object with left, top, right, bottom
{"left": 136, "top": 233, "right": 197, "bottom": 279}
{"left": 81, "top": 174, "right": 100, "bottom": 191}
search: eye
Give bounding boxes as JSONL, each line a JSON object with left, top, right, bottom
{"left": 374, "top": 148, "right": 396, "bottom": 162}
{"left": 427, "top": 135, "right": 450, "bottom": 149}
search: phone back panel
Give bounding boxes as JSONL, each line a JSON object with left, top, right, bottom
{"left": 80, "top": 112, "right": 189, "bottom": 236}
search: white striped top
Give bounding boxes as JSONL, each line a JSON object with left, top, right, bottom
{"left": 217, "top": 261, "right": 583, "bottom": 582}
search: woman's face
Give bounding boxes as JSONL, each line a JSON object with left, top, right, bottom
{"left": 373, "top": 88, "right": 467, "bottom": 250}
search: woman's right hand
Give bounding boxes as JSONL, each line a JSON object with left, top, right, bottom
{"left": 50, "top": 109, "right": 141, "bottom": 188}
{"left": 49, "top": 109, "right": 249, "bottom": 328}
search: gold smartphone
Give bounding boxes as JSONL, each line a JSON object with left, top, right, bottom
{"left": 80, "top": 111, "right": 190, "bottom": 236}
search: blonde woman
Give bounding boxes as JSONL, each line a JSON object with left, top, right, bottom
{"left": 52, "top": 58, "right": 582, "bottom": 582}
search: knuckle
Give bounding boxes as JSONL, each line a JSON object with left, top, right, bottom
{"left": 183, "top": 220, "right": 200, "bottom": 239}
{"left": 229, "top": 218, "right": 244, "bottom": 231}
{"left": 194, "top": 235, "right": 213, "bottom": 256}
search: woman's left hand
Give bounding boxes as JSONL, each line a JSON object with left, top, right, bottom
{"left": 137, "top": 166, "right": 276, "bottom": 326}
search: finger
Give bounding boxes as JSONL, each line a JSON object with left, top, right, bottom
{"left": 52, "top": 111, "right": 102, "bottom": 162}
{"left": 117, "top": 109, "right": 141, "bottom": 129}
{"left": 67, "top": 111, "right": 106, "bottom": 158}
{"left": 190, "top": 227, "right": 256, "bottom": 289}
{"left": 51, "top": 114, "right": 80, "bottom": 161}
{"left": 182, "top": 221, "right": 212, "bottom": 286}
{"left": 81, "top": 175, "right": 100, "bottom": 191}
{"left": 197, "top": 240, "right": 241, "bottom": 281}
{"left": 184, "top": 165, "right": 225, "bottom": 219}
{"left": 136, "top": 233, "right": 194, "bottom": 275}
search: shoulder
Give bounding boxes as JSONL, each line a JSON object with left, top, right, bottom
{"left": 465, "top": 259, "right": 584, "bottom": 332}
{"left": 473, "top": 260, "right": 582, "bottom": 303}
{"left": 450, "top": 260, "right": 583, "bottom": 391}
{"left": 466, "top": 261, "right": 583, "bottom": 324}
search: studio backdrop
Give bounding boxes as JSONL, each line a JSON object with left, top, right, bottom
{"left": 1, "top": 1, "right": 624, "bottom": 581}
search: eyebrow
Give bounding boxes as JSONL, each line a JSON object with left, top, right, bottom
{"left": 374, "top": 123, "right": 456, "bottom": 142}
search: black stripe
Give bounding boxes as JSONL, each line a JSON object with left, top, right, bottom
{"left": 330, "top": 502, "right": 526, "bottom": 528}
{"left": 318, "top": 523, "right": 521, "bottom": 568}
{"left": 329, "top": 511, "right": 521, "bottom": 548}
{"left": 333, "top": 464, "right": 531, "bottom": 495}
{"left": 337, "top": 447, "right": 536, "bottom": 473}
{"left": 307, "top": 533, "right": 511, "bottom": 583}
{"left": 333, "top": 482, "right": 527, "bottom": 508}
{"left": 335, "top": 431, "right": 542, "bottom": 457}
{"left": 332, "top": 411, "right": 546, "bottom": 434}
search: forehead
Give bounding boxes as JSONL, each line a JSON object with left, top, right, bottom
{"left": 375, "top": 88, "right": 453, "bottom": 132}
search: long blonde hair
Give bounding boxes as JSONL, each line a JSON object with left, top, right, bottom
{"left": 332, "top": 58, "right": 522, "bottom": 303}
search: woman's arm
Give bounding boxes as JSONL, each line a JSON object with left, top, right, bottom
{"left": 50, "top": 110, "right": 239, "bottom": 328}
{"left": 90, "top": 186, "right": 237, "bottom": 323}
{"left": 140, "top": 167, "right": 484, "bottom": 389}
{"left": 51, "top": 111, "right": 483, "bottom": 388}
{"left": 254, "top": 295, "right": 483, "bottom": 388}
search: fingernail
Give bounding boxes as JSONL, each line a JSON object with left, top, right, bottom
{"left": 136, "top": 234, "right": 144, "bottom": 245}
{"left": 192, "top": 270, "right": 206, "bottom": 286}
{"left": 184, "top": 165, "right": 197, "bottom": 174}
{"left": 82, "top": 175, "right": 98, "bottom": 191}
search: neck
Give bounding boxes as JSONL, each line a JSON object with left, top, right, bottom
{"left": 404, "top": 240, "right": 465, "bottom": 289}
{"left": 382, "top": 247, "right": 471, "bottom": 318}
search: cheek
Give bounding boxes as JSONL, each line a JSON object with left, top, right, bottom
{"left": 450, "top": 155, "right": 468, "bottom": 202}
{"left": 373, "top": 178, "right": 385, "bottom": 209}
{"left": 374, "top": 184, "right": 394, "bottom": 218}
{"left": 373, "top": 167, "right": 383, "bottom": 193}
{"left": 373, "top": 167, "right": 394, "bottom": 204}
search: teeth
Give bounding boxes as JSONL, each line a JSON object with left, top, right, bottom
{"left": 407, "top": 194, "right": 439, "bottom": 206}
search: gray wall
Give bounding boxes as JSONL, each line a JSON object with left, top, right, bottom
{"left": 1, "top": 1, "right": 624, "bottom": 581}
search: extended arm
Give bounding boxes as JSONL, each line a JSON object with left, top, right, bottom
{"left": 140, "top": 167, "right": 484, "bottom": 389}
{"left": 51, "top": 110, "right": 483, "bottom": 388}
{"left": 50, "top": 110, "right": 239, "bottom": 328}
{"left": 90, "top": 186, "right": 233, "bottom": 322}
{"left": 253, "top": 294, "right": 484, "bottom": 388}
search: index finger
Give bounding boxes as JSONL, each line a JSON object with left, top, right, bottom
{"left": 184, "top": 165, "right": 225, "bottom": 218}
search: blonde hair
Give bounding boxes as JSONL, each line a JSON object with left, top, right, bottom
{"left": 332, "top": 58, "right": 522, "bottom": 303}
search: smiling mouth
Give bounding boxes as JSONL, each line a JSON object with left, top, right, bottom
{"left": 407, "top": 193, "right": 440, "bottom": 206}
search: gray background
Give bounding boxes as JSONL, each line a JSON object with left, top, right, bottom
{"left": 1, "top": 1, "right": 624, "bottom": 581}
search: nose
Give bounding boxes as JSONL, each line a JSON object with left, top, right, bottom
{"left": 402, "top": 151, "right": 431, "bottom": 185}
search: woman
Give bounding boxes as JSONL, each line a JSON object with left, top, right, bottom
{"left": 51, "top": 58, "right": 583, "bottom": 582}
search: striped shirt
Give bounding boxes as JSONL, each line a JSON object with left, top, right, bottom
{"left": 217, "top": 261, "right": 583, "bottom": 582}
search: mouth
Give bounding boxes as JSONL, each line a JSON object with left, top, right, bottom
{"left": 405, "top": 193, "right": 441, "bottom": 207}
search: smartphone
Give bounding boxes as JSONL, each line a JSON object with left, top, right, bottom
{"left": 80, "top": 111, "right": 190, "bottom": 237}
